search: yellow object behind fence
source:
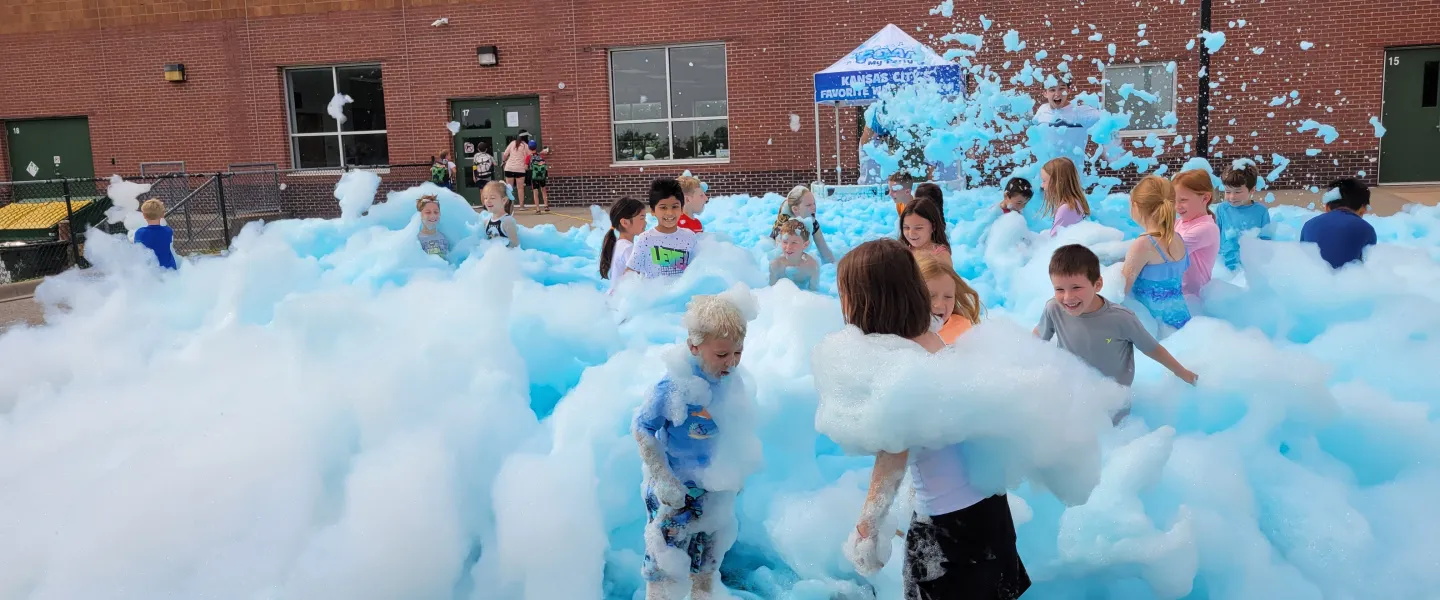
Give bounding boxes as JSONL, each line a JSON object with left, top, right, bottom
{"left": 0, "top": 200, "right": 93, "bottom": 231}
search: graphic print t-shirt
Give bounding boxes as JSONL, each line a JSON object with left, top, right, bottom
{"left": 626, "top": 228, "right": 697, "bottom": 279}
{"left": 418, "top": 230, "right": 449, "bottom": 259}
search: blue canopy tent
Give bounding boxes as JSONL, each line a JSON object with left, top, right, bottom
{"left": 813, "top": 24, "right": 963, "bottom": 184}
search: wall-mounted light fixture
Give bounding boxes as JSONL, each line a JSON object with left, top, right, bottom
{"left": 164, "top": 64, "right": 186, "bottom": 83}
{"left": 476, "top": 46, "right": 499, "bottom": 67}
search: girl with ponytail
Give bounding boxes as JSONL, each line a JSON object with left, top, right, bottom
{"left": 600, "top": 197, "right": 647, "bottom": 291}
{"left": 1121, "top": 176, "right": 1192, "bottom": 331}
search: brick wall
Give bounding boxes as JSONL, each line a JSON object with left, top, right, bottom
{"left": 1, "top": 0, "right": 1435, "bottom": 205}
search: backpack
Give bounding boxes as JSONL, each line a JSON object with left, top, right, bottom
{"left": 473, "top": 153, "right": 495, "bottom": 176}
{"left": 430, "top": 161, "right": 450, "bottom": 185}
{"left": 528, "top": 157, "right": 548, "bottom": 182}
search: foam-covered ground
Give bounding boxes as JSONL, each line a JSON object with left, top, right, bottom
{"left": 3, "top": 169, "right": 1439, "bottom": 600}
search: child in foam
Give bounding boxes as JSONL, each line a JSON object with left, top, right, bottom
{"left": 1216, "top": 161, "right": 1272, "bottom": 271}
{"left": 915, "top": 253, "right": 983, "bottom": 345}
{"left": 997, "top": 177, "right": 1033, "bottom": 215}
{"left": 676, "top": 175, "right": 708, "bottom": 233}
{"left": 480, "top": 181, "right": 519, "bottom": 249}
{"left": 1121, "top": 176, "right": 1192, "bottom": 332}
{"left": 832, "top": 239, "right": 1031, "bottom": 600}
{"left": 133, "top": 199, "right": 178, "bottom": 270}
{"left": 1300, "top": 178, "right": 1377, "bottom": 269}
{"left": 633, "top": 290, "right": 758, "bottom": 600}
{"left": 900, "top": 197, "right": 953, "bottom": 269}
{"left": 770, "top": 185, "right": 835, "bottom": 264}
{"left": 627, "top": 178, "right": 698, "bottom": 279}
{"left": 1040, "top": 157, "right": 1091, "bottom": 237}
{"left": 1036, "top": 244, "right": 1197, "bottom": 423}
{"left": 887, "top": 171, "right": 916, "bottom": 219}
{"left": 914, "top": 182, "right": 945, "bottom": 215}
{"left": 768, "top": 220, "right": 819, "bottom": 291}
{"left": 599, "top": 197, "right": 646, "bottom": 292}
{"left": 1172, "top": 169, "right": 1221, "bottom": 295}
{"left": 415, "top": 195, "right": 450, "bottom": 260}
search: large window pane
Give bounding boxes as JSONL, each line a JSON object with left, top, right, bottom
{"left": 336, "top": 66, "right": 386, "bottom": 132}
{"left": 1104, "top": 64, "right": 1174, "bottom": 131}
{"left": 342, "top": 133, "right": 389, "bottom": 166}
{"left": 293, "top": 136, "right": 342, "bottom": 169}
{"left": 669, "top": 46, "right": 727, "bottom": 119}
{"left": 615, "top": 123, "right": 671, "bottom": 162}
{"left": 673, "top": 119, "right": 728, "bottom": 160}
{"left": 611, "top": 49, "right": 668, "bottom": 121}
{"left": 289, "top": 68, "right": 336, "bottom": 134}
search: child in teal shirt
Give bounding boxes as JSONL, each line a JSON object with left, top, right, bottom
{"left": 1215, "top": 161, "right": 1271, "bottom": 270}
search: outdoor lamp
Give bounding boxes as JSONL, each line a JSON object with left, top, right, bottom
{"left": 476, "top": 46, "right": 499, "bottom": 67}
{"left": 164, "top": 64, "right": 186, "bottom": 82}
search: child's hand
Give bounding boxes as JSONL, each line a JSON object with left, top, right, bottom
{"left": 1178, "top": 368, "right": 1198, "bottom": 386}
{"left": 844, "top": 522, "right": 892, "bottom": 577}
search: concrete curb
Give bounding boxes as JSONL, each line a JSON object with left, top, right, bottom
{"left": 0, "top": 279, "right": 42, "bottom": 302}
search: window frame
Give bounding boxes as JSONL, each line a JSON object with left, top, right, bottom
{"left": 283, "top": 63, "right": 389, "bottom": 170}
{"left": 1100, "top": 61, "right": 1178, "bottom": 137}
{"left": 608, "top": 42, "right": 731, "bottom": 167}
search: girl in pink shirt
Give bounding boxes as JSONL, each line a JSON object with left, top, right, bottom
{"left": 1172, "top": 169, "right": 1221, "bottom": 295}
{"left": 1041, "top": 158, "right": 1091, "bottom": 236}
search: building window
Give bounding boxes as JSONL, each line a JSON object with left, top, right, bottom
{"left": 1102, "top": 63, "right": 1176, "bottom": 133}
{"left": 610, "top": 44, "right": 729, "bottom": 163}
{"left": 286, "top": 65, "right": 389, "bottom": 169}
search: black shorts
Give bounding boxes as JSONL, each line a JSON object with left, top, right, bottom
{"left": 504, "top": 171, "right": 526, "bottom": 180}
{"left": 531, "top": 179, "right": 548, "bottom": 189}
{"left": 904, "top": 494, "right": 1030, "bottom": 600}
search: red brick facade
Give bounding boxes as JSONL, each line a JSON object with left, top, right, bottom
{"left": 1, "top": 0, "right": 1436, "bottom": 212}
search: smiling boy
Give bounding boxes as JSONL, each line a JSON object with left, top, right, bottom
{"left": 627, "top": 178, "right": 698, "bottom": 279}
{"left": 1034, "top": 245, "right": 1197, "bottom": 422}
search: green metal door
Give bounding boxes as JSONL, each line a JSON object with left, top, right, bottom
{"left": 1380, "top": 47, "right": 1440, "bottom": 184}
{"left": 451, "top": 97, "right": 541, "bottom": 205}
{"left": 5, "top": 117, "right": 97, "bottom": 199}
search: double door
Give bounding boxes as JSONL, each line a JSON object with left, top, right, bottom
{"left": 451, "top": 97, "right": 541, "bottom": 205}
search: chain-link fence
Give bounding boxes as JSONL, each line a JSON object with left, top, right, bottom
{"left": 0, "top": 178, "right": 101, "bottom": 282}
{"left": 0, "top": 163, "right": 437, "bottom": 281}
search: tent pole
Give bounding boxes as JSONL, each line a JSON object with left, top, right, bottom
{"left": 814, "top": 102, "right": 822, "bottom": 185}
{"left": 834, "top": 105, "right": 843, "bottom": 185}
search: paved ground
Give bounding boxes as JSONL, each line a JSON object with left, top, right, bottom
{"left": 0, "top": 295, "right": 44, "bottom": 330}
{"left": 3, "top": 185, "right": 1435, "bottom": 329}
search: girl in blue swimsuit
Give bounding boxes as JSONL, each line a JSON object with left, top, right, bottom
{"left": 1122, "top": 176, "right": 1192, "bottom": 332}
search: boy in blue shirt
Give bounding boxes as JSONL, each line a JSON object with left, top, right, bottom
{"left": 133, "top": 199, "right": 177, "bottom": 270}
{"left": 633, "top": 291, "right": 757, "bottom": 600}
{"left": 1215, "top": 161, "right": 1271, "bottom": 270}
{"left": 1300, "top": 178, "right": 1377, "bottom": 269}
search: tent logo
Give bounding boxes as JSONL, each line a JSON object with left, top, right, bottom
{"left": 853, "top": 45, "right": 916, "bottom": 66}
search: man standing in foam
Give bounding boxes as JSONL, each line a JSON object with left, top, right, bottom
{"left": 1035, "top": 244, "right": 1197, "bottom": 423}
{"left": 633, "top": 289, "right": 760, "bottom": 600}
{"left": 1033, "top": 75, "right": 1105, "bottom": 161}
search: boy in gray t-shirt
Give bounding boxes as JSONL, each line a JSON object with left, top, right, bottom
{"left": 1035, "top": 245, "right": 1197, "bottom": 421}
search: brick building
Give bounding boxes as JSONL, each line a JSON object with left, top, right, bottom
{"left": 0, "top": 0, "right": 1436, "bottom": 217}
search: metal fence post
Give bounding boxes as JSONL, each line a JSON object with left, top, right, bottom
{"left": 216, "top": 172, "right": 232, "bottom": 248}
{"left": 61, "top": 176, "right": 80, "bottom": 267}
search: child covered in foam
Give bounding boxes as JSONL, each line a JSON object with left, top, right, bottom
{"left": 769, "top": 220, "right": 820, "bottom": 291}
{"left": 813, "top": 240, "right": 1123, "bottom": 596}
{"left": 633, "top": 287, "right": 761, "bottom": 600}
